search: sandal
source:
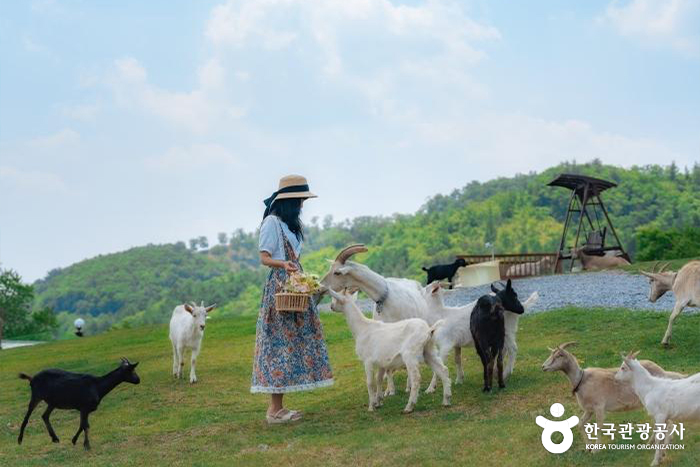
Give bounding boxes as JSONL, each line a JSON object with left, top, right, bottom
{"left": 266, "top": 409, "right": 302, "bottom": 425}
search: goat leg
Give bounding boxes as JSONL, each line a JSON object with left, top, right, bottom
{"left": 487, "top": 359, "right": 495, "bottom": 392}
{"left": 81, "top": 410, "right": 91, "bottom": 451}
{"left": 454, "top": 346, "right": 464, "bottom": 384}
{"left": 497, "top": 351, "right": 505, "bottom": 389}
{"left": 41, "top": 405, "right": 60, "bottom": 443}
{"left": 661, "top": 301, "right": 686, "bottom": 347}
{"left": 17, "top": 396, "right": 40, "bottom": 445}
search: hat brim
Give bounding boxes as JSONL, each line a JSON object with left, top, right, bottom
{"left": 274, "top": 191, "right": 317, "bottom": 201}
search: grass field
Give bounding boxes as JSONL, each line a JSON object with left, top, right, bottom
{"left": 1, "top": 307, "right": 699, "bottom": 466}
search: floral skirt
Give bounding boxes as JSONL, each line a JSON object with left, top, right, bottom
{"left": 250, "top": 267, "right": 334, "bottom": 393}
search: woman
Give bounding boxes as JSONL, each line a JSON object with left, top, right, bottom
{"left": 251, "top": 174, "right": 334, "bottom": 424}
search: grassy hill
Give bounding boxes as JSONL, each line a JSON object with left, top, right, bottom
{"left": 30, "top": 160, "right": 700, "bottom": 337}
{"left": 1, "top": 308, "right": 699, "bottom": 466}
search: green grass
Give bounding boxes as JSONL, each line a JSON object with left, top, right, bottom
{"left": 623, "top": 257, "right": 700, "bottom": 274}
{"left": 2, "top": 308, "right": 700, "bottom": 466}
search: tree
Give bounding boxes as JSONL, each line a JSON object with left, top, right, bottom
{"left": 198, "top": 236, "right": 209, "bottom": 250}
{"left": 189, "top": 238, "right": 199, "bottom": 251}
{"left": 0, "top": 269, "right": 35, "bottom": 345}
{"left": 218, "top": 232, "right": 228, "bottom": 245}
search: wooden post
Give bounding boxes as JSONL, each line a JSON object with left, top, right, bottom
{"left": 571, "top": 185, "right": 589, "bottom": 272}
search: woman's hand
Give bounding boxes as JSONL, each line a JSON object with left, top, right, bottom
{"left": 260, "top": 252, "right": 298, "bottom": 273}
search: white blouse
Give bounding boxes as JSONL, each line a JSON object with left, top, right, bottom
{"left": 258, "top": 215, "right": 302, "bottom": 261}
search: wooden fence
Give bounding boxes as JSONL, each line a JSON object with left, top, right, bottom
{"left": 456, "top": 253, "right": 560, "bottom": 280}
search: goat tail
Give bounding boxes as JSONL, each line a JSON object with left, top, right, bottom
{"left": 18, "top": 373, "right": 32, "bottom": 382}
{"left": 523, "top": 291, "right": 540, "bottom": 311}
{"left": 421, "top": 267, "right": 428, "bottom": 272}
{"left": 428, "top": 319, "right": 445, "bottom": 337}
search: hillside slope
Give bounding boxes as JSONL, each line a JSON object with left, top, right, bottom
{"left": 1, "top": 308, "right": 699, "bottom": 466}
{"left": 32, "top": 161, "right": 700, "bottom": 336}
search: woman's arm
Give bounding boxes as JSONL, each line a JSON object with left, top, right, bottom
{"left": 260, "top": 251, "right": 298, "bottom": 273}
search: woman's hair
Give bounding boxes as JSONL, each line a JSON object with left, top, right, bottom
{"left": 267, "top": 198, "right": 304, "bottom": 241}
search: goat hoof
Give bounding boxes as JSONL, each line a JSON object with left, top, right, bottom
{"left": 402, "top": 407, "right": 414, "bottom": 414}
{"left": 482, "top": 387, "right": 491, "bottom": 393}
{"left": 425, "top": 387, "right": 436, "bottom": 394}
{"left": 52, "top": 438, "right": 60, "bottom": 443}
{"left": 499, "top": 384, "right": 506, "bottom": 389}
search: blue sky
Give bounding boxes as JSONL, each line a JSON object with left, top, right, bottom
{"left": 1, "top": 0, "right": 699, "bottom": 281}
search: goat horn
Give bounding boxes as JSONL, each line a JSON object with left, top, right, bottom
{"left": 335, "top": 244, "right": 368, "bottom": 264}
{"left": 640, "top": 271, "right": 655, "bottom": 278}
{"left": 547, "top": 347, "right": 555, "bottom": 352}
{"left": 559, "top": 341, "right": 578, "bottom": 350}
{"left": 651, "top": 261, "right": 659, "bottom": 273}
{"left": 659, "top": 262, "right": 671, "bottom": 273}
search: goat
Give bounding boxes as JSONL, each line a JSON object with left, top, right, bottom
{"left": 423, "top": 280, "right": 538, "bottom": 393}
{"left": 321, "top": 244, "right": 435, "bottom": 395}
{"left": 572, "top": 248, "right": 630, "bottom": 270}
{"left": 169, "top": 301, "right": 216, "bottom": 383}
{"left": 328, "top": 288, "right": 451, "bottom": 413}
{"left": 615, "top": 351, "right": 700, "bottom": 466}
{"left": 470, "top": 295, "right": 507, "bottom": 392}
{"left": 17, "top": 358, "right": 140, "bottom": 450}
{"left": 543, "top": 343, "right": 685, "bottom": 451}
{"left": 641, "top": 260, "right": 700, "bottom": 346}
{"left": 422, "top": 258, "right": 467, "bottom": 288}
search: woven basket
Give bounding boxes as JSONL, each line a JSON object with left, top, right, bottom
{"left": 275, "top": 292, "right": 310, "bottom": 312}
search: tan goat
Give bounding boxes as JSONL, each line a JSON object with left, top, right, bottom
{"left": 641, "top": 260, "right": 700, "bottom": 346}
{"left": 572, "top": 248, "right": 630, "bottom": 270}
{"left": 542, "top": 342, "right": 685, "bottom": 449}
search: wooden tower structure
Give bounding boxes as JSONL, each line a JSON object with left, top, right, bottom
{"left": 548, "top": 174, "right": 630, "bottom": 272}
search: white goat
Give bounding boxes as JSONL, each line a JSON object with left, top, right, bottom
{"left": 423, "top": 281, "right": 539, "bottom": 393}
{"left": 641, "top": 260, "right": 700, "bottom": 346}
{"left": 169, "top": 302, "right": 216, "bottom": 383}
{"left": 615, "top": 351, "right": 700, "bottom": 466}
{"left": 328, "top": 288, "right": 451, "bottom": 413}
{"left": 543, "top": 343, "right": 685, "bottom": 451}
{"left": 320, "top": 244, "right": 438, "bottom": 395}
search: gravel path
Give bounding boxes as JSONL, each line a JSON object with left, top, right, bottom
{"left": 442, "top": 271, "right": 682, "bottom": 313}
{"left": 320, "top": 271, "right": 690, "bottom": 314}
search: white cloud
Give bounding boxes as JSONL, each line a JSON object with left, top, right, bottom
{"left": 145, "top": 143, "right": 238, "bottom": 173}
{"left": 60, "top": 103, "right": 100, "bottom": 122}
{"left": 110, "top": 57, "right": 245, "bottom": 133}
{"left": 0, "top": 166, "right": 67, "bottom": 193}
{"left": 600, "top": 0, "right": 700, "bottom": 56}
{"left": 205, "top": 0, "right": 500, "bottom": 119}
{"left": 410, "top": 113, "right": 681, "bottom": 173}
{"left": 27, "top": 128, "right": 80, "bottom": 149}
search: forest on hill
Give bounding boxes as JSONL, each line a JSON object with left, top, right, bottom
{"left": 20, "top": 160, "right": 700, "bottom": 338}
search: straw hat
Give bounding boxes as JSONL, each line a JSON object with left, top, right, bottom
{"left": 264, "top": 175, "right": 317, "bottom": 210}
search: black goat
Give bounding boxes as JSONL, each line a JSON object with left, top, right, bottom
{"left": 17, "top": 357, "right": 140, "bottom": 450}
{"left": 491, "top": 279, "right": 524, "bottom": 315}
{"left": 470, "top": 294, "right": 506, "bottom": 392}
{"left": 422, "top": 258, "right": 467, "bottom": 288}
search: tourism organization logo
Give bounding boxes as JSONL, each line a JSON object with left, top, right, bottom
{"left": 536, "top": 403, "right": 579, "bottom": 454}
{"left": 535, "top": 403, "right": 687, "bottom": 454}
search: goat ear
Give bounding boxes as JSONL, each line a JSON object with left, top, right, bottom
{"left": 430, "top": 282, "right": 441, "bottom": 294}
{"left": 205, "top": 304, "right": 217, "bottom": 313}
{"left": 547, "top": 347, "right": 555, "bottom": 352}
{"left": 184, "top": 304, "right": 194, "bottom": 314}
{"left": 506, "top": 279, "right": 512, "bottom": 289}
{"left": 327, "top": 288, "right": 343, "bottom": 302}
{"left": 336, "top": 266, "right": 352, "bottom": 275}
{"left": 490, "top": 283, "right": 499, "bottom": 293}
